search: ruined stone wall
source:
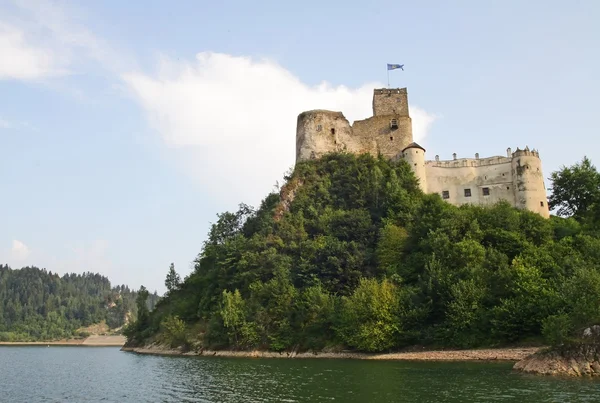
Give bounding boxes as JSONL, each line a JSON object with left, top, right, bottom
{"left": 296, "top": 88, "right": 413, "bottom": 163}
{"left": 351, "top": 115, "right": 412, "bottom": 159}
{"left": 296, "top": 110, "right": 359, "bottom": 161}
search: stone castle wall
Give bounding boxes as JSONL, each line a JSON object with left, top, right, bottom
{"left": 512, "top": 149, "right": 548, "bottom": 217}
{"left": 424, "top": 149, "right": 549, "bottom": 218}
{"left": 295, "top": 88, "right": 413, "bottom": 162}
{"left": 352, "top": 115, "right": 413, "bottom": 159}
{"left": 426, "top": 157, "right": 516, "bottom": 209}
{"left": 372, "top": 88, "right": 410, "bottom": 116}
{"left": 294, "top": 88, "right": 549, "bottom": 217}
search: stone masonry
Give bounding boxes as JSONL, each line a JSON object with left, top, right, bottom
{"left": 295, "top": 88, "right": 549, "bottom": 217}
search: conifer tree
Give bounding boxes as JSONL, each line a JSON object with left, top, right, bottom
{"left": 165, "top": 263, "right": 181, "bottom": 293}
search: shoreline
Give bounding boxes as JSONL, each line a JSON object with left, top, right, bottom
{"left": 121, "top": 345, "right": 542, "bottom": 362}
{"left": 0, "top": 335, "right": 126, "bottom": 347}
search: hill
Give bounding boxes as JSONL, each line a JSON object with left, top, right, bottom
{"left": 125, "top": 153, "right": 600, "bottom": 353}
{"left": 0, "top": 265, "right": 159, "bottom": 342}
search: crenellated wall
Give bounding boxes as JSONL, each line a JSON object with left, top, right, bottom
{"left": 372, "top": 88, "right": 410, "bottom": 116}
{"left": 424, "top": 148, "right": 549, "bottom": 217}
{"left": 426, "top": 157, "right": 515, "bottom": 208}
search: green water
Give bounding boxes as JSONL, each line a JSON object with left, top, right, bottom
{"left": 1, "top": 347, "right": 599, "bottom": 402}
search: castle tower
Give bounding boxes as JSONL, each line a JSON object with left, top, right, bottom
{"left": 402, "top": 142, "right": 427, "bottom": 192}
{"left": 372, "top": 88, "right": 410, "bottom": 116}
{"left": 295, "top": 88, "right": 414, "bottom": 163}
{"left": 511, "top": 147, "right": 549, "bottom": 218}
{"left": 352, "top": 88, "right": 413, "bottom": 159}
{"left": 295, "top": 110, "right": 355, "bottom": 162}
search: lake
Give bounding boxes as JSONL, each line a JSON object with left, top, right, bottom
{"left": 1, "top": 347, "right": 599, "bottom": 402}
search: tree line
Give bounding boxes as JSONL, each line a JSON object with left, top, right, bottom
{"left": 0, "top": 266, "right": 159, "bottom": 341}
{"left": 122, "top": 153, "right": 600, "bottom": 352}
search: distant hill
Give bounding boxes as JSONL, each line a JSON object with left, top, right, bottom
{"left": 0, "top": 265, "right": 159, "bottom": 341}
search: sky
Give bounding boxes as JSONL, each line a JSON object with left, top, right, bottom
{"left": 1, "top": 0, "right": 599, "bottom": 294}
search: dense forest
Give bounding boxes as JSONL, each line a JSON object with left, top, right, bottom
{"left": 0, "top": 266, "right": 159, "bottom": 341}
{"left": 125, "top": 153, "right": 600, "bottom": 352}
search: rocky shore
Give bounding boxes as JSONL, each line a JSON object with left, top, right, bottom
{"left": 121, "top": 344, "right": 540, "bottom": 361}
{"left": 513, "top": 344, "right": 600, "bottom": 376}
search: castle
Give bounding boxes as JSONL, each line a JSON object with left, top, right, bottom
{"left": 296, "top": 88, "right": 549, "bottom": 218}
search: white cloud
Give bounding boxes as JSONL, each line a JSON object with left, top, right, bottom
{"left": 123, "top": 52, "right": 437, "bottom": 208}
{"left": 11, "top": 239, "right": 30, "bottom": 260}
{"left": 0, "top": 0, "right": 131, "bottom": 82}
{"left": 0, "top": 23, "right": 62, "bottom": 80}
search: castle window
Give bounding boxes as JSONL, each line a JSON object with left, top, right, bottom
{"left": 507, "top": 186, "right": 510, "bottom": 190}
{"left": 442, "top": 191, "right": 450, "bottom": 200}
{"left": 390, "top": 119, "right": 398, "bottom": 130}
{"left": 331, "top": 128, "right": 335, "bottom": 135}
{"left": 482, "top": 187, "right": 490, "bottom": 196}
{"left": 464, "top": 188, "right": 472, "bottom": 197}
{"left": 390, "top": 136, "right": 394, "bottom": 141}
{"left": 316, "top": 124, "right": 322, "bottom": 132}
{"left": 540, "top": 201, "right": 544, "bottom": 207}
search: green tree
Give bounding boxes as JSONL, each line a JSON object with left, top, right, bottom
{"left": 122, "top": 153, "right": 600, "bottom": 352}
{"left": 247, "top": 268, "right": 298, "bottom": 351}
{"left": 161, "top": 315, "right": 187, "bottom": 348}
{"left": 549, "top": 156, "right": 600, "bottom": 219}
{"left": 220, "top": 289, "right": 252, "bottom": 348}
{"left": 135, "top": 286, "right": 150, "bottom": 325}
{"left": 165, "top": 263, "right": 181, "bottom": 293}
{"left": 0, "top": 266, "right": 151, "bottom": 341}
{"left": 295, "top": 283, "right": 335, "bottom": 349}
{"left": 491, "top": 259, "right": 559, "bottom": 342}
{"left": 336, "top": 278, "right": 400, "bottom": 352}
{"left": 376, "top": 223, "right": 408, "bottom": 277}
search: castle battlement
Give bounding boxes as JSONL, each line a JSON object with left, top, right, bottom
{"left": 428, "top": 156, "right": 511, "bottom": 168}
{"left": 295, "top": 88, "right": 549, "bottom": 217}
{"left": 373, "top": 88, "right": 407, "bottom": 95}
{"left": 512, "top": 147, "right": 540, "bottom": 158}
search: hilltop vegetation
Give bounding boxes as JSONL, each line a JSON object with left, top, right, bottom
{"left": 0, "top": 266, "right": 159, "bottom": 341}
{"left": 125, "top": 153, "right": 600, "bottom": 352}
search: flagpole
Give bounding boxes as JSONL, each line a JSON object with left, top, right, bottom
{"left": 387, "top": 67, "right": 390, "bottom": 88}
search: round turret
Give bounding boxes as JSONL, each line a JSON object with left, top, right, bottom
{"left": 511, "top": 148, "right": 549, "bottom": 218}
{"left": 402, "top": 142, "right": 427, "bottom": 192}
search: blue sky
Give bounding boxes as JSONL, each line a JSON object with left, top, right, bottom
{"left": 1, "top": 0, "right": 599, "bottom": 293}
